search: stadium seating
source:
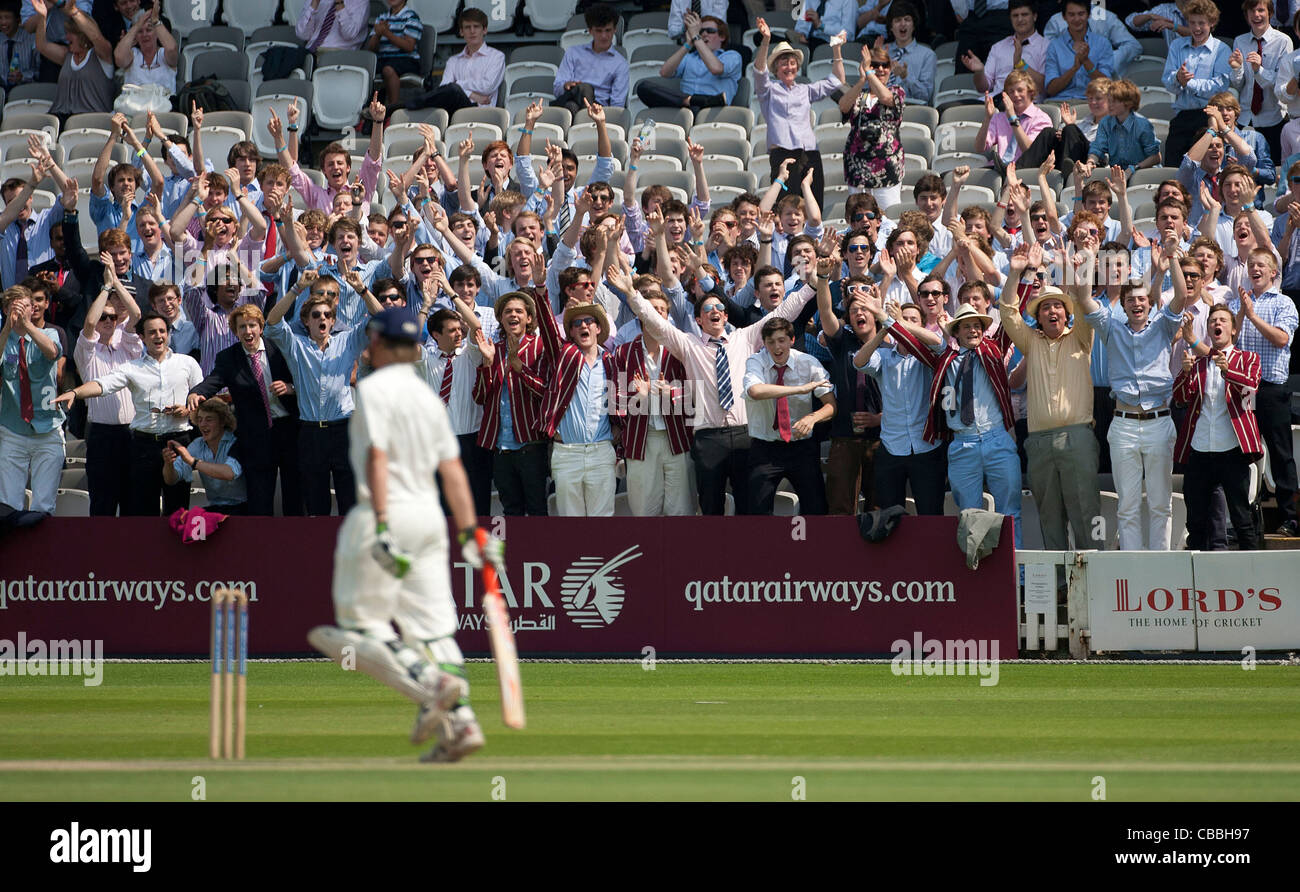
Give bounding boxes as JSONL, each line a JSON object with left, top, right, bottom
{"left": 4, "top": 113, "right": 59, "bottom": 143}
{"left": 312, "top": 65, "right": 373, "bottom": 131}
{"left": 252, "top": 81, "right": 315, "bottom": 158}
{"left": 463, "top": 0, "right": 514, "bottom": 33}
{"left": 523, "top": 0, "right": 579, "bottom": 32}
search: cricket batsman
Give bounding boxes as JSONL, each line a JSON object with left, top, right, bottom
{"left": 309, "top": 308, "right": 503, "bottom": 763}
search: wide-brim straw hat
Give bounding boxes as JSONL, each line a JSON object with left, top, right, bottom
{"left": 768, "top": 41, "right": 804, "bottom": 69}
{"left": 1025, "top": 287, "right": 1075, "bottom": 321}
{"left": 562, "top": 301, "right": 611, "bottom": 344}
{"left": 946, "top": 302, "right": 995, "bottom": 336}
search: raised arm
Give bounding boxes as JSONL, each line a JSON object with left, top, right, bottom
{"left": 67, "top": 5, "right": 112, "bottom": 63}
{"left": 31, "top": 3, "right": 68, "bottom": 65}
{"left": 113, "top": 12, "right": 142, "bottom": 68}
{"left": 754, "top": 16, "right": 771, "bottom": 73}
{"left": 90, "top": 117, "right": 124, "bottom": 197}
{"left": 0, "top": 160, "right": 44, "bottom": 231}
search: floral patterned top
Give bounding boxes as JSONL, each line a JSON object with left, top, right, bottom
{"left": 845, "top": 85, "right": 906, "bottom": 190}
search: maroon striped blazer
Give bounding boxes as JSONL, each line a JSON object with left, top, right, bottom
{"left": 611, "top": 336, "right": 694, "bottom": 460}
{"left": 1172, "top": 347, "right": 1263, "bottom": 464}
{"left": 890, "top": 322, "right": 1016, "bottom": 444}
{"left": 471, "top": 332, "right": 549, "bottom": 449}
{"left": 534, "top": 295, "right": 619, "bottom": 439}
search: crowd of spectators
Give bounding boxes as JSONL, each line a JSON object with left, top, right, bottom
{"left": 0, "top": 0, "right": 1296, "bottom": 551}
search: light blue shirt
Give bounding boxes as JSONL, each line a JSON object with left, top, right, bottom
{"left": 132, "top": 244, "right": 175, "bottom": 283}
{"left": 1228, "top": 126, "right": 1276, "bottom": 187}
{"left": 136, "top": 143, "right": 200, "bottom": 219}
{"left": 1086, "top": 304, "right": 1183, "bottom": 409}
{"left": 20, "top": 0, "right": 93, "bottom": 45}
{"left": 795, "top": 0, "right": 859, "bottom": 44}
{"left": 498, "top": 388, "right": 521, "bottom": 449}
{"left": 1162, "top": 36, "right": 1232, "bottom": 113}
{"left": 1087, "top": 112, "right": 1161, "bottom": 171}
{"left": 173, "top": 431, "right": 247, "bottom": 506}
{"left": 944, "top": 348, "right": 1003, "bottom": 434}
{"left": 89, "top": 191, "right": 143, "bottom": 253}
{"left": 303, "top": 257, "right": 388, "bottom": 330}
{"left": 1, "top": 328, "right": 62, "bottom": 435}
{"left": 2, "top": 206, "right": 64, "bottom": 288}
{"left": 557, "top": 355, "right": 612, "bottom": 444}
{"left": 553, "top": 44, "right": 629, "bottom": 107}
{"left": 514, "top": 154, "right": 616, "bottom": 229}
{"left": 1125, "top": 3, "right": 1186, "bottom": 49}
{"left": 170, "top": 318, "right": 198, "bottom": 357}
{"left": 887, "top": 40, "right": 936, "bottom": 106}
{"left": 1088, "top": 297, "right": 1126, "bottom": 386}
{"left": 1225, "top": 291, "right": 1297, "bottom": 384}
{"left": 1176, "top": 156, "right": 1255, "bottom": 226}
{"left": 265, "top": 319, "right": 370, "bottom": 421}
{"left": 858, "top": 336, "right": 938, "bottom": 456}
{"left": 674, "top": 48, "right": 743, "bottom": 105}
{"left": 1045, "top": 29, "right": 1114, "bottom": 100}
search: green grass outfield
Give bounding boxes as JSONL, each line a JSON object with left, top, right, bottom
{"left": 2, "top": 662, "right": 1298, "bottom": 801}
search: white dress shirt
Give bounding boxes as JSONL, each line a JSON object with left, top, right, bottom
{"left": 742, "top": 347, "right": 833, "bottom": 441}
{"left": 416, "top": 342, "right": 484, "bottom": 437}
{"left": 94, "top": 350, "right": 203, "bottom": 434}
{"left": 1190, "top": 346, "right": 1239, "bottom": 453}
{"left": 441, "top": 44, "right": 507, "bottom": 107}
{"left": 1230, "top": 28, "right": 1294, "bottom": 128}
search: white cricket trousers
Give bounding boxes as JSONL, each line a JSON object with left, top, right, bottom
{"left": 551, "top": 440, "right": 616, "bottom": 516}
{"left": 1107, "top": 415, "right": 1176, "bottom": 550}
{"left": 0, "top": 426, "right": 64, "bottom": 514}
{"left": 626, "top": 428, "right": 694, "bottom": 515}
{"left": 332, "top": 502, "right": 457, "bottom": 643}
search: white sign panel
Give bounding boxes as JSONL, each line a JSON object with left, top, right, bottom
{"left": 1023, "top": 563, "right": 1057, "bottom": 615}
{"left": 1190, "top": 552, "right": 1300, "bottom": 651}
{"left": 1085, "top": 552, "right": 1197, "bottom": 651}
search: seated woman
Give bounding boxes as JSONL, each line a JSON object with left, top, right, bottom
{"left": 114, "top": 8, "right": 178, "bottom": 91}
{"left": 162, "top": 397, "right": 247, "bottom": 515}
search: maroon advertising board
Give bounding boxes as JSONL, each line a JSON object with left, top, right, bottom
{"left": 0, "top": 516, "right": 1016, "bottom": 657}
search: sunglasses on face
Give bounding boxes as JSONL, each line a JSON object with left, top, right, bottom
{"left": 390, "top": 220, "right": 408, "bottom": 229}
{"left": 1034, "top": 271, "right": 1047, "bottom": 281}
{"left": 699, "top": 26, "right": 719, "bottom": 34}
{"left": 1182, "top": 271, "right": 1202, "bottom": 279}
{"left": 919, "top": 289, "right": 945, "bottom": 297}
{"left": 1080, "top": 229, "right": 1100, "bottom": 238}
{"left": 99, "top": 313, "right": 118, "bottom": 322}
{"left": 720, "top": 220, "right": 738, "bottom": 228}
{"left": 699, "top": 302, "right": 726, "bottom": 313}
{"left": 568, "top": 316, "right": 597, "bottom": 328}
{"left": 309, "top": 309, "right": 335, "bottom": 319}
{"left": 847, "top": 243, "right": 871, "bottom": 253}
{"left": 571, "top": 281, "right": 596, "bottom": 290}
{"left": 412, "top": 256, "right": 438, "bottom": 265}
{"left": 872, "top": 62, "right": 891, "bottom": 70}
{"left": 378, "top": 292, "right": 403, "bottom": 302}
{"left": 1030, "top": 213, "right": 1048, "bottom": 221}
{"left": 852, "top": 212, "right": 878, "bottom": 222}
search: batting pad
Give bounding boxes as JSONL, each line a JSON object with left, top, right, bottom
{"left": 307, "top": 626, "right": 432, "bottom": 704}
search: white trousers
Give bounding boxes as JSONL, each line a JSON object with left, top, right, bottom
{"left": 1107, "top": 415, "right": 1175, "bottom": 550}
{"left": 0, "top": 426, "right": 64, "bottom": 514}
{"left": 626, "top": 428, "right": 695, "bottom": 516}
{"left": 551, "top": 440, "right": 616, "bottom": 516}
{"left": 331, "top": 503, "right": 457, "bottom": 643}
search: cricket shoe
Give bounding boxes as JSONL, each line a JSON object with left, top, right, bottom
{"left": 419, "top": 710, "right": 485, "bottom": 763}
{"left": 410, "top": 671, "right": 469, "bottom": 745}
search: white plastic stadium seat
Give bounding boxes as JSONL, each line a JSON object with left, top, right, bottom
{"left": 442, "top": 122, "right": 503, "bottom": 148}
{"left": 408, "top": 0, "right": 457, "bottom": 32}
{"left": 773, "top": 492, "right": 800, "bottom": 516}
{"left": 53, "top": 489, "right": 90, "bottom": 517}
{"left": 165, "top": 0, "right": 212, "bottom": 38}
{"left": 524, "top": 0, "right": 579, "bottom": 32}
{"left": 621, "top": 28, "right": 671, "bottom": 55}
{"left": 180, "top": 41, "right": 241, "bottom": 84}
{"left": 560, "top": 29, "right": 591, "bottom": 49}
{"left": 463, "top": 0, "right": 514, "bottom": 32}
{"left": 312, "top": 65, "right": 372, "bottom": 131}
{"left": 251, "top": 95, "right": 312, "bottom": 158}
{"left": 222, "top": 0, "right": 275, "bottom": 34}
{"left": 197, "top": 127, "right": 247, "bottom": 171}
{"left": 0, "top": 129, "right": 50, "bottom": 162}
{"left": 57, "top": 128, "right": 111, "bottom": 161}
{"left": 504, "top": 61, "right": 558, "bottom": 94}
{"left": 507, "top": 93, "right": 552, "bottom": 122}
{"left": 631, "top": 154, "right": 683, "bottom": 175}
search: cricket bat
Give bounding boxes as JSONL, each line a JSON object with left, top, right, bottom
{"left": 478, "top": 529, "right": 525, "bottom": 729}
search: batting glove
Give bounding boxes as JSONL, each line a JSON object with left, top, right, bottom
{"left": 372, "top": 523, "right": 412, "bottom": 578}
{"left": 459, "top": 527, "right": 505, "bottom": 570}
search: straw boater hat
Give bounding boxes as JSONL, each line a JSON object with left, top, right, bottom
{"left": 562, "top": 302, "right": 611, "bottom": 344}
{"left": 493, "top": 290, "right": 539, "bottom": 332}
{"left": 945, "top": 303, "right": 995, "bottom": 336}
{"left": 768, "top": 41, "right": 804, "bottom": 69}
{"left": 1025, "top": 286, "right": 1075, "bottom": 322}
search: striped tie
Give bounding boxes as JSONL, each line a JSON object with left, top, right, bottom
{"left": 439, "top": 352, "right": 453, "bottom": 404}
{"left": 557, "top": 193, "right": 572, "bottom": 235}
{"left": 711, "top": 338, "right": 733, "bottom": 411}
{"left": 309, "top": 3, "right": 337, "bottom": 51}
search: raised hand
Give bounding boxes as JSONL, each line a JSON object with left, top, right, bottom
{"left": 583, "top": 98, "right": 605, "bottom": 125}
{"left": 474, "top": 328, "right": 495, "bottom": 365}
{"left": 1039, "top": 151, "right": 1056, "bottom": 179}
{"left": 60, "top": 176, "right": 79, "bottom": 211}
{"left": 1008, "top": 242, "right": 1031, "bottom": 275}
{"left": 687, "top": 138, "right": 704, "bottom": 165}
{"left": 368, "top": 92, "right": 386, "bottom": 122}
{"left": 524, "top": 99, "right": 543, "bottom": 127}
{"left": 191, "top": 101, "right": 204, "bottom": 129}
{"left": 756, "top": 17, "right": 770, "bottom": 41}
{"left": 961, "top": 49, "right": 983, "bottom": 73}
{"left": 457, "top": 128, "right": 474, "bottom": 160}
{"left": 984, "top": 91, "right": 996, "bottom": 118}
{"left": 1059, "top": 102, "right": 1077, "bottom": 126}
{"left": 267, "top": 107, "right": 283, "bottom": 140}
{"left": 952, "top": 164, "right": 970, "bottom": 188}
{"left": 756, "top": 209, "right": 776, "bottom": 238}
{"left": 1229, "top": 48, "right": 1244, "bottom": 69}
{"left": 287, "top": 100, "right": 300, "bottom": 127}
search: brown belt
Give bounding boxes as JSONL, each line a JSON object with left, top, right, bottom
{"left": 1114, "top": 409, "right": 1170, "bottom": 421}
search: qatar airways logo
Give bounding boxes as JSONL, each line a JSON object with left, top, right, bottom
{"left": 1112, "top": 581, "right": 1283, "bottom": 613}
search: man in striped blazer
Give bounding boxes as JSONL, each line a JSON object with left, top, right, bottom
{"left": 1173, "top": 303, "right": 1264, "bottom": 550}
{"left": 471, "top": 291, "right": 550, "bottom": 516}
{"left": 534, "top": 289, "right": 619, "bottom": 517}
{"left": 888, "top": 302, "right": 1024, "bottom": 545}
{"left": 611, "top": 289, "right": 695, "bottom": 516}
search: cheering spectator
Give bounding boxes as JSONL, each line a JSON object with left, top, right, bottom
{"left": 979, "top": 71, "right": 1086, "bottom": 175}
{"left": 961, "top": 0, "right": 1048, "bottom": 97}
{"left": 1208, "top": 92, "right": 1277, "bottom": 198}
{"left": 0, "top": 154, "right": 64, "bottom": 291}
{"left": 426, "top": 299, "right": 492, "bottom": 516}
{"left": 1083, "top": 79, "right": 1162, "bottom": 175}
{"left": 1044, "top": 0, "right": 1114, "bottom": 101}
{"left": 366, "top": 0, "right": 422, "bottom": 109}
{"left": 295, "top": 0, "right": 368, "bottom": 54}
{"left": 0, "top": 2, "right": 38, "bottom": 99}
{"left": 1225, "top": 248, "right": 1299, "bottom": 535}
{"left": 553, "top": 3, "right": 628, "bottom": 115}
{"left": 1162, "top": 0, "right": 1233, "bottom": 166}
{"left": 1172, "top": 305, "right": 1264, "bottom": 549}
{"left": 162, "top": 397, "right": 245, "bottom": 513}
{"left": 113, "top": 6, "right": 175, "bottom": 90}
{"left": 883, "top": 2, "right": 934, "bottom": 106}
{"left": 842, "top": 46, "right": 905, "bottom": 206}
{"left": 423, "top": 7, "right": 504, "bottom": 112}
{"left": 0, "top": 284, "right": 63, "bottom": 514}
{"left": 1043, "top": 4, "right": 1140, "bottom": 77}
{"left": 636, "top": 12, "right": 741, "bottom": 110}
{"left": 1230, "top": 0, "right": 1292, "bottom": 166}
{"left": 742, "top": 315, "right": 836, "bottom": 515}
{"left": 755, "top": 16, "right": 846, "bottom": 210}
{"left": 32, "top": 0, "right": 113, "bottom": 120}
{"left": 55, "top": 311, "right": 201, "bottom": 515}
{"left": 186, "top": 304, "right": 300, "bottom": 517}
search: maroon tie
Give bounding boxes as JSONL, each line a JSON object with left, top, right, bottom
{"left": 439, "top": 353, "right": 453, "bottom": 404}
{"left": 17, "top": 336, "right": 33, "bottom": 424}
{"left": 1252, "top": 38, "right": 1265, "bottom": 115}
{"left": 772, "top": 364, "right": 792, "bottom": 443}
{"left": 249, "top": 350, "right": 273, "bottom": 428}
